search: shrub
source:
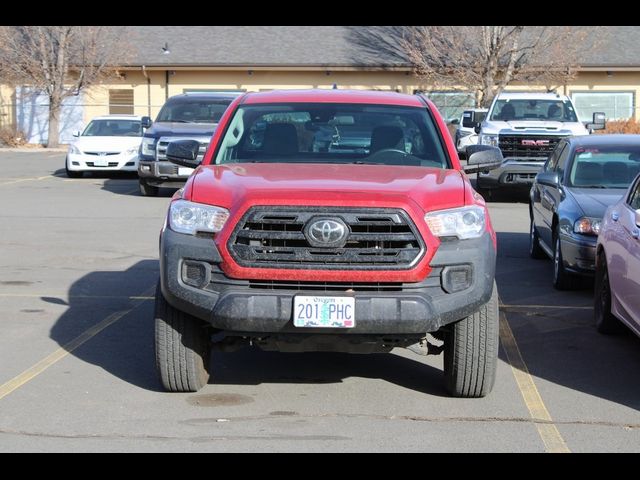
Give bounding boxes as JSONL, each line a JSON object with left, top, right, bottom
{"left": 596, "top": 119, "right": 640, "bottom": 134}
{"left": 0, "top": 127, "right": 27, "bottom": 147}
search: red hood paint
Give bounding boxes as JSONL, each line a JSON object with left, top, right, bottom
{"left": 182, "top": 163, "right": 473, "bottom": 282}
{"left": 188, "top": 163, "right": 465, "bottom": 212}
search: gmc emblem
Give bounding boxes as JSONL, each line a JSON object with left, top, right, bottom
{"left": 521, "top": 139, "right": 550, "bottom": 147}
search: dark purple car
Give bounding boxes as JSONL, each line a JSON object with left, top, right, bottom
{"left": 595, "top": 172, "right": 640, "bottom": 336}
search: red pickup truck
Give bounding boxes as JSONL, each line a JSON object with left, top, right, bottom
{"left": 155, "top": 89, "right": 503, "bottom": 397}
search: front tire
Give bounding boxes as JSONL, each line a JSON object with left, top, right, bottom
{"left": 594, "top": 252, "right": 623, "bottom": 334}
{"left": 155, "top": 282, "right": 211, "bottom": 392}
{"left": 444, "top": 282, "right": 499, "bottom": 398}
{"left": 553, "top": 234, "right": 574, "bottom": 290}
{"left": 139, "top": 179, "right": 159, "bottom": 197}
{"left": 65, "top": 157, "right": 83, "bottom": 178}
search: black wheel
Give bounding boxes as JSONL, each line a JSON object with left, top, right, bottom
{"left": 444, "top": 282, "right": 499, "bottom": 398}
{"left": 139, "top": 179, "right": 159, "bottom": 196}
{"left": 155, "top": 282, "right": 211, "bottom": 392}
{"left": 529, "top": 218, "right": 546, "bottom": 259}
{"left": 552, "top": 234, "right": 574, "bottom": 290}
{"left": 594, "top": 252, "right": 623, "bottom": 334}
{"left": 65, "top": 157, "right": 83, "bottom": 178}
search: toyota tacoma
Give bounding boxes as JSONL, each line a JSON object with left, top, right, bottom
{"left": 155, "top": 89, "right": 504, "bottom": 397}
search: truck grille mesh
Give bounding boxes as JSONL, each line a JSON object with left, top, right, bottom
{"left": 499, "top": 135, "right": 566, "bottom": 159}
{"left": 228, "top": 207, "right": 425, "bottom": 270}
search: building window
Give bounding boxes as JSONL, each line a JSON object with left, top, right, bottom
{"left": 571, "top": 91, "right": 634, "bottom": 122}
{"left": 109, "top": 89, "right": 134, "bottom": 115}
{"left": 423, "top": 91, "right": 476, "bottom": 122}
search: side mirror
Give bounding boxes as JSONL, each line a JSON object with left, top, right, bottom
{"left": 72, "top": 130, "right": 80, "bottom": 137}
{"left": 536, "top": 171, "right": 560, "bottom": 187}
{"left": 450, "top": 118, "right": 460, "bottom": 125}
{"left": 462, "top": 110, "right": 479, "bottom": 129}
{"left": 463, "top": 145, "right": 503, "bottom": 174}
{"left": 141, "top": 116, "right": 152, "bottom": 129}
{"left": 586, "top": 112, "right": 606, "bottom": 131}
{"left": 635, "top": 209, "right": 640, "bottom": 228}
{"left": 166, "top": 140, "right": 202, "bottom": 168}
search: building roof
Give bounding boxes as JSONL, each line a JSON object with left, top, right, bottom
{"left": 241, "top": 89, "right": 425, "bottom": 106}
{"left": 122, "top": 26, "right": 640, "bottom": 69}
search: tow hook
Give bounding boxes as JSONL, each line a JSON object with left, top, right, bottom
{"left": 407, "top": 335, "right": 445, "bottom": 356}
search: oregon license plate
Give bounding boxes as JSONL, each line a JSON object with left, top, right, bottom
{"left": 178, "top": 167, "right": 195, "bottom": 176}
{"left": 293, "top": 296, "right": 355, "bottom": 328}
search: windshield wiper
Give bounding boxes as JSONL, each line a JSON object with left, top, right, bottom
{"left": 575, "top": 185, "right": 608, "bottom": 189}
{"left": 171, "top": 120, "right": 195, "bottom": 123}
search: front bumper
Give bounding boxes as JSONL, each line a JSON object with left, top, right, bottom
{"left": 159, "top": 228, "right": 496, "bottom": 335}
{"left": 138, "top": 160, "right": 194, "bottom": 188}
{"left": 561, "top": 233, "right": 597, "bottom": 275}
{"left": 478, "top": 159, "right": 545, "bottom": 188}
{"left": 67, "top": 153, "right": 138, "bottom": 172}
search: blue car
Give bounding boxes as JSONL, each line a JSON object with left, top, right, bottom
{"left": 529, "top": 134, "right": 640, "bottom": 289}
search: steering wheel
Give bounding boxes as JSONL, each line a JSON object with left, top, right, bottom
{"left": 369, "top": 148, "right": 408, "bottom": 157}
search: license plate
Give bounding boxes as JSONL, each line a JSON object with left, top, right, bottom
{"left": 293, "top": 296, "right": 355, "bottom": 328}
{"left": 178, "top": 167, "right": 194, "bottom": 176}
{"left": 94, "top": 158, "right": 109, "bottom": 167}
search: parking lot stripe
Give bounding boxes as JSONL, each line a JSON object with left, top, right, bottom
{"left": 0, "top": 176, "right": 50, "bottom": 186}
{"left": 499, "top": 312, "right": 571, "bottom": 453}
{"left": 0, "top": 287, "right": 154, "bottom": 402}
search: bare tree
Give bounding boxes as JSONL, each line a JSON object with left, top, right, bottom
{"left": 349, "top": 26, "right": 600, "bottom": 108}
{"left": 0, "top": 26, "right": 130, "bottom": 147}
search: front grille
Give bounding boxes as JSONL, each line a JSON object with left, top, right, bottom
{"left": 156, "top": 137, "right": 208, "bottom": 161}
{"left": 228, "top": 207, "right": 425, "bottom": 270}
{"left": 86, "top": 162, "right": 118, "bottom": 167}
{"left": 499, "top": 135, "right": 566, "bottom": 159}
{"left": 85, "top": 151, "right": 120, "bottom": 156}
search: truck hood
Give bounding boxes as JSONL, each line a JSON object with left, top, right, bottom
{"left": 568, "top": 188, "right": 626, "bottom": 218}
{"left": 145, "top": 122, "right": 217, "bottom": 137}
{"left": 482, "top": 120, "right": 588, "bottom": 135}
{"left": 189, "top": 163, "right": 465, "bottom": 213}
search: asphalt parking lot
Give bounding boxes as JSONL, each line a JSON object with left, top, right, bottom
{"left": 0, "top": 151, "right": 639, "bottom": 452}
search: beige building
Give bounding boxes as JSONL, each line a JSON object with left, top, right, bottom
{"left": 2, "top": 26, "right": 640, "bottom": 143}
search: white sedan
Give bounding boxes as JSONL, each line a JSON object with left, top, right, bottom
{"left": 65, "top": 115, "right": 144, "bottom": 177}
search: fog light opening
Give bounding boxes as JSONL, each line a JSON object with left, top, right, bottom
{"left": 441, "top": 265, "right": 473, "bottom": 293}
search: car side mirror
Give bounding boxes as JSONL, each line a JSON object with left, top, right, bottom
{"left": 635, "top": 209, "right": 640, "bottom": 228}
{"left": 463, "top": 145, "right": 503, "bottom": 174}
{"left": 462, "top": 110, "right": 479, "bottom": 129}
{"left": 450, "top": 118, "right": 460, "bottom": 125}
{"left": 536, "top": 171, "right": 560, "bottom": 187}
{"left": 586, "top": 112, "right": 606, "bottom": 131}
{"left": 166, "top": 140, "right": 202, "bottom": 168}
{"left": 141, "top": 116, "right": 152, "bottom": 129}
{"left": 72, "top": 130, "right": 80, "bottom": 137}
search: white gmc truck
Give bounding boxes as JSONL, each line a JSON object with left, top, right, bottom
{"left": 463, "top": 92, "right": 605, "bottom": 193}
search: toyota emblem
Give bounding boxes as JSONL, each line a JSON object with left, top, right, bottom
{"left": 304, "top": 218, "right": 349, "bottom": 248}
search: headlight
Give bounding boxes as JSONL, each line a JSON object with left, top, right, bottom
{"left": 574, "top": 217, "right": 602, "bottom": 236}
{"left": 425, "top": 206, "right": 486, "bottom": 240}
{"left": 125, "top": 147, "right": 139, "bottom": 155}
{"left": 169, "top": 200, "right": 229, "bottom": 235}
{"left": 68, "top": 145, "right": 81, "bottom": 155}
{"left": 141, "top": 137, "right": 156, "bottom": 156}
{"left": 479, "top": 134, "right": 498, "bottom": 147}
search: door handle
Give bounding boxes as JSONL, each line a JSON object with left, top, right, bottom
{"left": 611, "top": 211, "right": 619, "bottom": 222}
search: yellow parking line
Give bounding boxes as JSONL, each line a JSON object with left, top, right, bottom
{"left": 0, "top": 287, "right": 155, "bottom": 402}
{"left": 0, "top": 176, "right": 50, "bottom": 186}
{"left": 499, "top": 312, "right": 571, "bottom": 453}
{"left": 0, "top": 293, "right": 154, "bottom": 300}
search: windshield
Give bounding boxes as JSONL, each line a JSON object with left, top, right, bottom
{"left": 569, "top": 147, "right": 640, "bottom": 189}
{"left": 82, "top": 119, "right": 142, "bottom": 137}
{"left": 156, "top": 99, "right": 231, "bottom": 123}
{"left": 490, "top": 99, "right": 578, "bottom": 122}
{"left": 213, "top": 103, "right": 449, "bottom": 168}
